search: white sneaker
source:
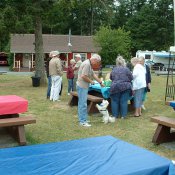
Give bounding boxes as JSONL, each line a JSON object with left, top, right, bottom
{"left": 68, "top": 93, "right": 70, "bottom": 95}
{"left": 141, "top": 105, "right": 146, "bottom": 110}
{"left": 79, "top": 122, "right": 91, "bottom": 127}
{"left": 53, "top": 99, "right": 61, "bottom": 102}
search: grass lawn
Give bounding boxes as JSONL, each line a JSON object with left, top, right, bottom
{"left": 0, "top": 73, "right": 175, "bottom": 160}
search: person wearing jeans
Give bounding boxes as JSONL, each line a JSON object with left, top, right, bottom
{"left": 73, "top": 54, "right": 82, "bottom": 91}
{"left": 77, "top": 85, "right": 88, "bottom": 123}
{"left": 110, "top": 56, "right": 133, "bottom": 119}
{"left": 77, "top": 54, "right": 104, "bottom": 127}
{"left": 131, "top": 57, "right": 146, "bottom": 117}
{"left": 67, "top": 59, "right": 75, "bottom": 95}
{"left": 110, "top": 89, "right": 131, "bottom": 118}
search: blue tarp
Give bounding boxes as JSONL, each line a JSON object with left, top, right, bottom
{"left": 169, "top": 101, "right": 175, "bottom": 110}
{"left": 0, "top": 136, "right": 174, "bottom": 175}
{"left": 170, "top": 101, "right": 175, "bottom": 108}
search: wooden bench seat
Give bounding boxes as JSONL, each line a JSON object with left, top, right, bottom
{"left": 68, "top": 91, "right": 103, "bottom": 113}
{"left": 151, "top": 116, "right": 175, "bottom": 144}
{"left": 0, "top": 116, "right": 36, "bottom": 146}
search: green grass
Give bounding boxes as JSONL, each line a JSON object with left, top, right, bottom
{"left": 0, "top": 73, "right": 175, "bottom": 160}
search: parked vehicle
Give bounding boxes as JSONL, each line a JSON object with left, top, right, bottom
{"left": 152, "top": 63, "right": 164, "bottom": 71}
{"left": 136, "top": 50, "right": 175, "bottom": 69}
{"left": 0, "top": 52, "right": 8, "bottom": 65}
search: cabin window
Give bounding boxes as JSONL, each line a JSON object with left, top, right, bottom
{"left": 145, "top": 54, "right": 151, "bottom": 59}
{"left": 74, "top": 53, "right": 87, "bottom": 62}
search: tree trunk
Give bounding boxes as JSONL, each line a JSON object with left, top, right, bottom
{"left": 34, "top": 15, "right": 46, "bottom": 85}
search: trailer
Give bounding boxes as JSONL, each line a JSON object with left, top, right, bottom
{"left": 136, "top": 50, "right": 175, "bottom": 70}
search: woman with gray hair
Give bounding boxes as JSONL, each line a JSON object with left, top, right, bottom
{"left": 131, "top": 57, "right": 146, "bottom": 117}
{"left": 110, "top": 56, "right": 133, "bottom": 119}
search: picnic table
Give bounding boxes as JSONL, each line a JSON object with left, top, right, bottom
{"left": 88, "top": 82, "right": 134, "bottom": 112}
{"left": 88, "top": 82, "right": 110, "bottom": 99}
{"left": 0, "top": 95, "right": 36, "bottom": 145}
{"left": 151, "top": 101, "right": 175, "bottom": 144}
{"left": 0, "top": 136, "right": 174, "bottom": 175}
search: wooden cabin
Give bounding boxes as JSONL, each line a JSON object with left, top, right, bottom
{"left": 10, "top": 34, "right": 100, "bottom": 72}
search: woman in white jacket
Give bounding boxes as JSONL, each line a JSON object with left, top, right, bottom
{"left": 131, "top": 57, "right": 146, "bottom": 117}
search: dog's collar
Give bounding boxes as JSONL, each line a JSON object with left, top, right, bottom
{"left": 99, "top": 109, "right": 107, "bottom": 111}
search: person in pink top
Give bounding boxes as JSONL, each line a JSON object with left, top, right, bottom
{"left": 67, "top": 59, "right": 76, "bottom": 95}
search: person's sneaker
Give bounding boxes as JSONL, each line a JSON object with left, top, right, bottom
{"left": 68, "top": 93, "right": 70, "bottom": 95}
{"left": 141, "top": 105, "right": 146, "bottom": 110}
{"left": 53, "top": 99, "right": 61, "bottom": 102}
{"left": 79, "top": 122, "right": 91, "bottom": 127}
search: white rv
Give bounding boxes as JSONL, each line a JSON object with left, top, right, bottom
{"left": 136, "top": 50, "right": 175, "bottom": 69}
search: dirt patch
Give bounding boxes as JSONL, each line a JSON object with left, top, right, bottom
{"left": 0, "top": 128, "right": 18, "bottom": 148}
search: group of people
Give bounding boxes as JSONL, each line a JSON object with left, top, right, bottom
{"left": 110, "top": 55, "right": 151, "bottom": 120}
{"left": 45, "top": 51, "right": 83, "bottom": 101}
{"left": 46, "top": 51, "right": 151, "bottom": 127}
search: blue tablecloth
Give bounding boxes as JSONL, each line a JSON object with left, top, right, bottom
{"left": 169, "top": 101, "right": 175, "bottom": 110}
{"left": 89, "top": 83, "right": 110, "bottom": 99}
{"left": 0, "top": 136, "right": 174, "bottom": 175}
{"left": 89, "top": 83, "right": 133, "bottom": 100}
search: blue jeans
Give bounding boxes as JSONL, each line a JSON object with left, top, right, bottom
{"left": 134, "top": 88, "right": 145, "bottom": 108}
{"left": 47, "top": 76, "right": 51, "bottom": 98}
{"left": 68, "top": 79, "right": 74, "bottom": 93}
{"left": 77, "top": 85, "right": 88, "bottom": 123}
{"left": 73, "top": 78, "right": 77, "bottom": 91}
{"left": 110, "top": 89, "right": 130, "bottom": 118}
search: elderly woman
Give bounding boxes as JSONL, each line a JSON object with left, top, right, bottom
{"left": 110, "top": 56, "right": 133, "bottom": 119}
{"left": 131, "top": 57, "right": 146, "bottom": 117}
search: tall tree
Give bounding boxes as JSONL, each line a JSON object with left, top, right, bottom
{"left": 94, "top": 26, "right": 131, "bottom": 65}
{"left": 125, "top": 0, "right": 173, "bottom": 54}
{"left": 1, "top": 0, "right": 57, "bottom": 85}
{"left": 68, "top": 0, "right": 116, "bottom": 35}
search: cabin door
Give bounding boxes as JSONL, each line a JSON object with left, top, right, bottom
{"left": 23, "top": 54, "right": 30, "bottom": 68}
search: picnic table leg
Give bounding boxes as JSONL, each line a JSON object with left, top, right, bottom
{"left": 152, "top": 124, "right": 172, "bottom": 144}
{"left": 17, "top": 125, "right": 27, "bottom": 146}
{"left": 88, "top": 102, "right": 99, "bottom": 114}
{"left": 68, "top": 96, "right": 78, "bottom": 106}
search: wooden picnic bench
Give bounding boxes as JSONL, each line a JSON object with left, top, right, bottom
{"left": 0, "top": 116, "right": 36, "bottom": 146}
{"left": 68, "top": 91, "right": 103, "bottom": 113}
{"left": 151, "top": 116, "right": 175, "bottom": 144}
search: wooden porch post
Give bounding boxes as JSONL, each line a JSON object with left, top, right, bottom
{"left": 66, "top": 53, "right": 69, "bottom": 68}
{"left": 32, "top": 53, "right": 34, "bottom": 69}
{"left": 13, "top": 53, "right": 15, "bottom": 68}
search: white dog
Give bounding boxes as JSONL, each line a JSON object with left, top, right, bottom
{"left": 96, "top": 100, "right": 115, "bottom": 124}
